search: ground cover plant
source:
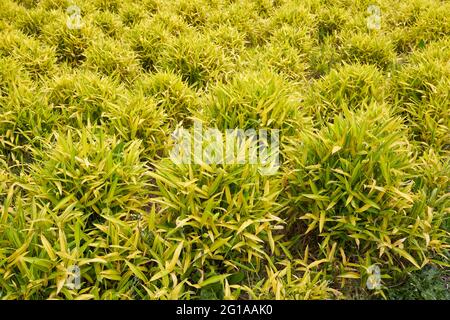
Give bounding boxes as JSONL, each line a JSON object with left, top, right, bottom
{"left": 0, "top": 0, "right": 449, "bottom": 300}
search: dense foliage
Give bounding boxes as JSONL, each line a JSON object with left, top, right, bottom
{"left": 0, "top": 0, "right": 449, "bottom": 300}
